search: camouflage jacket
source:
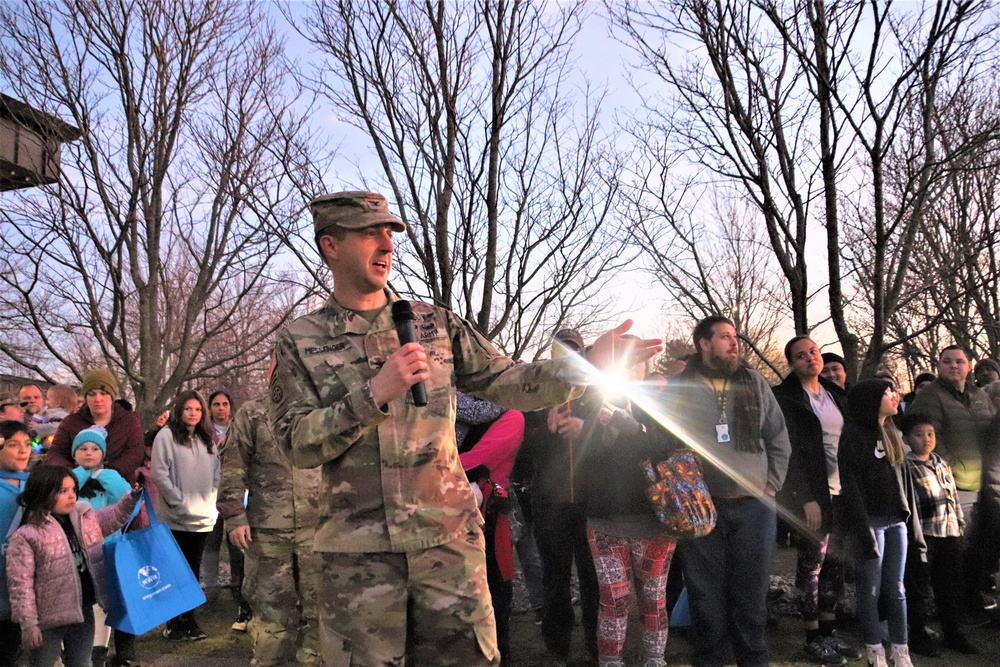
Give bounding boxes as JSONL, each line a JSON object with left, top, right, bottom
{"left": 268, "top": 291, "right": 584, "bottom": 553}
{"left": 218, "top": 396, "right": 321, "bottom": 534}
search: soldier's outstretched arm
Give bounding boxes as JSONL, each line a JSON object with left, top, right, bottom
{"left": 269, "top": 330, "right": 387, "bottom": 468}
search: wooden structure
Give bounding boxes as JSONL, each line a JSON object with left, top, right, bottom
{"left": 0, "top": 93, "right": 80, "bottom": 192}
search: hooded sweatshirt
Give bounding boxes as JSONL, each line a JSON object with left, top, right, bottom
{"left": 838, "top": 379, "right": 924, "bottom": 561}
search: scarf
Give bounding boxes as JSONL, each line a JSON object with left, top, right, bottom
{"left": 78, "top": 476, "right": 106, "bottom": 499}
{"left": 684, "top": 355, "right": 762, "bottom": 453}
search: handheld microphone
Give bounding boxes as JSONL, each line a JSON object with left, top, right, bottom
{"left": 391, "top": 300, "right": 429, "bottom": 407}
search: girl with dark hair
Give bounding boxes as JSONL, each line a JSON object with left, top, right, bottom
{"left": 838, "top": 379, "right": 923, "bottom": 667}
{"left": 150, "top": 390, "right": 219, "bottom": 641}
{"left": 5, "top": 465, "right": 137, "bottom": 667}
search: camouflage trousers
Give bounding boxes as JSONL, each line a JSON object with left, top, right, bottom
{"left": 317, "top": 524, "right": 500, "bottom": 667}
{"left": 244, "top": 529, "right": 321, "bottom": 666}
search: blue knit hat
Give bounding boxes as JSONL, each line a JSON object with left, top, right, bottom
{"left": 72, "top": 425, "right": 107, "bottom": 457}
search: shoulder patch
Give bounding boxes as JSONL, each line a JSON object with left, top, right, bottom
{"left": 270, "top": 383, "right": 284, "bottom": 405}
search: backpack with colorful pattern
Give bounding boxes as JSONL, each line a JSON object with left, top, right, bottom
{"left": 640, "top": 448, "right": 716, "bottom": 538}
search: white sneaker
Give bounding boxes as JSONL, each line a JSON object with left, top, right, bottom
{"left": 866, "top": 643, "right": 889, "bottom": 667}
{"left": 890, "top": 644, "right": 914, "bottom": 667}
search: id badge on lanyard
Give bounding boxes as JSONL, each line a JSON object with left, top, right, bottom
{"left": 716, "top": 416, "right": 731, "bottom": 443}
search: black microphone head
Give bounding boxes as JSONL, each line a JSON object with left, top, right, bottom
{"left": 392, "top": 300, "right": 415, "bottom": 322}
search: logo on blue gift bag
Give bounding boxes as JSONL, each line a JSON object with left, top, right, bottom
{"left": 137, "top": 565, "right": 160, "bottom": 590}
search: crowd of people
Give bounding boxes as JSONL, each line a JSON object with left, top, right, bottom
{"left": 0, "top": 370, "right": 320, "bottom": 667}
{"left": 1, "top": 189, "right": 1000, "bottom": 667}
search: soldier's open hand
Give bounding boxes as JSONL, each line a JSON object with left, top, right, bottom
{"left": 588, "top": 320, "right": 662, "bottom": 374}
{"left": 370, "top": 342, "right": 431, "bottom": 405}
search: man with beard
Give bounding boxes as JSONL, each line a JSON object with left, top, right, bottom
{"left": 661, "top": 315, "right": 791, "bottom": 667}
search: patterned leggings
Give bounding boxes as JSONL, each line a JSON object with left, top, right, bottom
{"left": 587, "top": 526, "right": 677, "bottom": 660}
{"left": 795, "top": 531, "right": 845, "bottom": 621}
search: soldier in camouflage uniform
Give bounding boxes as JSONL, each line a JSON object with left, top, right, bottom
{"left": 218, "top": 395, "right": 322, "bottom": 666}
{"left": 268, "top": 191, "right": 661, "bottom": 667}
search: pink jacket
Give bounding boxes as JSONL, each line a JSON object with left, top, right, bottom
{"left": 5, "top": 494, "right": 137, "bottom": 631}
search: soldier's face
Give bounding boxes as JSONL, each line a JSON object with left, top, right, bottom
{"left": 328, "top": 225, "right": 395, "bottom": 295}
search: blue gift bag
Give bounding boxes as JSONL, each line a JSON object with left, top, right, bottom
{"left": 103, "top": 489, "right": 206, "bottom": 634}
{"left": 670, "top": 587, "right": 691, "bottom": 628}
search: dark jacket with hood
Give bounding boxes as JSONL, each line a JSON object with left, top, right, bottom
{"left": 838, "top": 379, "right": 925, "bottom": 561}
{"left": 773, "top": 374, "right": 847, "bottom": 533}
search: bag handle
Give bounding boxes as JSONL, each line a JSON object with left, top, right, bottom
{"left": 121, "top": 488, "right": 161, "bottom": 534}
{"left": 1, "top": 472, "right": 28, "bottom": 551}
{"left": 4, "top": 506, "right": 23, "bottom": 543}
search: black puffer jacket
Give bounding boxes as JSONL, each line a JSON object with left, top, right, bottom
{"left": 979, "top": 416, "right": 1000, "bottom": 571}
{"left": 773, "top": 374, "right": 846, "bottom": 533}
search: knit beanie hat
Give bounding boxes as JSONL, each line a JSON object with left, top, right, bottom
{"left": 81, "top": 368, "right": 119, "bottom": 398}
{"left": 72, "top": 425, "right": 108, "bottom": 457}
{"left": 821, "top": 352, "right": 845, "bottom": 367}
{"left": 975, "top": 358, "right": 1000, "bottom": 377}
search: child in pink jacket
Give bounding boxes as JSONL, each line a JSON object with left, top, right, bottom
{"left": 5, "top": 464, "right": 138, "bottom": 667}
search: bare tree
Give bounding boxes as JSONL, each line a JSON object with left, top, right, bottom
{"left": 620, "top": 142, "right": 791, "bottom": 376}
{"left": 0, "top": 0, "right": 326, "bottom": 421}
{"left": 292, "top": 0, "right": 631, "bottom": 358}
{"left": 607, "top": 0, "right": 817, "bottom": 336}
{"left": 609, "top": 0, "right": 1000, "bottom": 378}
{"left": 813, "top": 0, "right": 1000, "bottom": 375}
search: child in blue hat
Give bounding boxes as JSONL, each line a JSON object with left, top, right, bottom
{"left": 71, "top": 425, "right": 132, "bottom": 664}
{"left": 72, "top": 427, "right": 131, "bottom": 510}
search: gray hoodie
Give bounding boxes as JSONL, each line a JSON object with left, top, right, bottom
{"left": 150, "top": 426, "right": 220, "bottom": 532}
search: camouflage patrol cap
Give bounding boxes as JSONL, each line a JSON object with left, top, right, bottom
{"left": 310, "top": 191, "right": 407, "bottom": 236}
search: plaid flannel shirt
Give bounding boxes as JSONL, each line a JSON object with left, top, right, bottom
{"left": 905, "top": 451, "right": 964, "bottom": 538}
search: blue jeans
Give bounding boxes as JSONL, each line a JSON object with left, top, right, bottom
{"left": 855, "top": 520, "right": 908, "bottom": 646}
{"left": 514, "top": 526, "right": 544, "bottom": 611}
{"left": 30, "top": 605, "right": 94, "bottom": 667}
{"left": 680, "top": 496, "right": 776, "bottom": 667}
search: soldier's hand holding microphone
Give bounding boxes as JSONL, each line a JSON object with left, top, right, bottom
{"left": 369, "top": 301, "right": 431, "bottom": 407}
